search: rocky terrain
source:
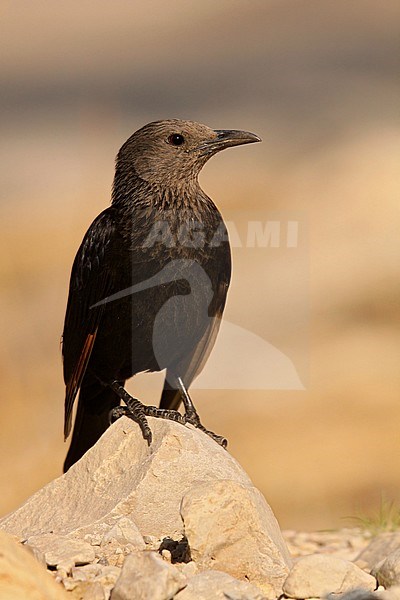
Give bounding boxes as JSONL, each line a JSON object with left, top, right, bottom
{"left": 1, "top": 418, "right": 400, "bottom": 600}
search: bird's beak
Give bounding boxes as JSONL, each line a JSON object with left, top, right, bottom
{"left": 195, "top": 130, "right": 261, "bottom": 154}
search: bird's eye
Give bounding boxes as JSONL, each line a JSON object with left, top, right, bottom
{"left": 168, "top": 133, "right": 185, "bottom": 146}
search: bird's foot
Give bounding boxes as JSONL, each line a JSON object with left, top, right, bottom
{"left": 109, "top": 379, "right": 226, "bottom": 448}
{"left": 109, "top": 398, "right": 153, "bottom": 445}
{"left": 174, "top": 376, "right": 228, "bottom": 448}
{"left": 109, "top": 380, "right": 157, "bottom": 444}
{"left": 110, "top": 403, "right": 227, "bottom": 448}
{"left": 109, "top": 381, "right": 187, "bottom": 445}
{"left": 147, "top": 403, "right": 228, "bottom": 448}
{"left": 183, "top": 408, "right": 228, "bottom": 449}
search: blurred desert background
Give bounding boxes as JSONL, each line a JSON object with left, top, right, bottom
{"left": 1, "top": 0, "right": 399, "bottom": 530}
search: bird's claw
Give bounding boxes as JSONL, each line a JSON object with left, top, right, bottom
{"left": 214, "top": 434, "right": 228, "bottom": 449}
{"left": 109, "top": 402, "right": 152, "bottom": 445}
{"left": 184, "top": 411, "right": 228, "bottom": 449}
{"left": 125, "top": 397, "right": 153, "bottom": 445}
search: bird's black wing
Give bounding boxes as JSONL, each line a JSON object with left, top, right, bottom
{"left": 160, "top": 249, "right": 231, "bottom": 409}
{"left": 62, "top": 208, "right": 118, "bottom": 439}
{"left": 181, "top": 276, "right": 230, "bottom": 383}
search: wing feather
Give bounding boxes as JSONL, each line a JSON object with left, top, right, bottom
{"left": 62, "top": 209, "right": 117, "bottom": 438}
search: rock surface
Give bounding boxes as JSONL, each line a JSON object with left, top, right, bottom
{"left": 282, "top": 554, "right": 376, "bottom": 598}
{"left": 0, "top": 529, "right": 68, "bottom": 599}
{"left": 0, "top": 417, "right": 289, "bottom": 598}
{"left": 27, "top": 533, "right": 96, "bottom": 571}
{"left": 284, "top": 528, "right": 371, "bottom": 562}
{"left": 174, "top": 570, "right": 268, "bottom": 599}
{"left": 0, "top": 418, "right": 282, "bottom": 539}
{"left": 182, "top": 478, "right": 289, "bottom": 596}
{"left": 3, "top": 415, "right": 398, "bottom": 600}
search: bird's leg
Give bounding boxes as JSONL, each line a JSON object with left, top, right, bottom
{"left": 176, "top": 377, "right": 228, "bottom": 448}
{"left": 108, "top": 381, "right": 185, "bottom": 445}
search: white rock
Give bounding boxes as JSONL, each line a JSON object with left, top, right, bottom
{"left": 26, "top": 533, "right": 95, "bottom": 571}
{"left": 110, "top": 551, "right": 186, "bottom": 600}
{"left": 283, "top": 554, "right": 376, "bottom": 598}
{"left": 174, "top": 569, "right": 267, "bottom": 599}
{"left": 0, "top": 529, "right": 68, "bottom": 599}
{"left": 376, "top": 549, "right": 400, "bottom": 588}
{"left": 0, "top": 418, "right": 261, "bottom": 539}
{"left": 0, "top": 417, "right": 290, "bottom": 595}
{"left": 0, "top": 418, "right": 290, "bottom": 593}
{"left": 181, "top": 479, "right": 291, "bottom": 596}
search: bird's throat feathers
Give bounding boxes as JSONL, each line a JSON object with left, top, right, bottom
{"left": 112, "top": 161, "right": 204, "bottom": 211}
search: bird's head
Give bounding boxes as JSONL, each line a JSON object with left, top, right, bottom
{"left": 115, "top": 119, "right": 261, "bottom": 190}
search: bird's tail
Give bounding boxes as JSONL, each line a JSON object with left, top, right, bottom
{"left": 63, "top": 381, "right": 120, "bottom": 472}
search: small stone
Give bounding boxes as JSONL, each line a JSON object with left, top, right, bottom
{"left": 376, "top": 549, "right": 400, "bottom": 588}
{"left": 59, "top": 564, "right": 120, "bottom": 599}
{"left": 158, "top": 536, "right": 191, "bottom": 563}
{"left": 143, "top": 535, "right": 159, "bottom": 548}
{"left": 161, "top": 549, "right": 172, "bottom": 561}
{"left": 174, "top": 570, "right": 267, "bottom": 600}
{"left": 27, "top": 533, "right": 96, "bottom": 570}
{"left": 283, "top": 554, "right": 377, "bottom": 598}
{"left": 84, "top": 533, "right": 103, "bottom": 546}
{"left": 176, "top": 561, "right": 198, "bottom": 577}
{"left": 98, "top": 541, "right": 125, "bottom": 568}
{"left": 110, "top": 551, "right": 186, "bottom": 600}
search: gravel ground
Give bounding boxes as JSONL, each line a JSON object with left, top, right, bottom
{"left": 283, "top": 528, "right": 372, "bottom": 562}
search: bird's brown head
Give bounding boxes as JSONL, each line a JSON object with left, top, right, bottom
{"left": 114, "top": 119, "right": 261, "bottom": 191}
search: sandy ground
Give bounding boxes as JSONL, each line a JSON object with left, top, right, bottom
{"left": 0, "top": 0, "right": 399, "bottom": 530}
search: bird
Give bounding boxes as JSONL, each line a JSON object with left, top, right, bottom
{"left": 62, "top": 119, "right": 261, "bottom": 472}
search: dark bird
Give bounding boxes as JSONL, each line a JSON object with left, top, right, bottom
{"left": 62, "top": 119, "right": 261, "bottom": 472}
